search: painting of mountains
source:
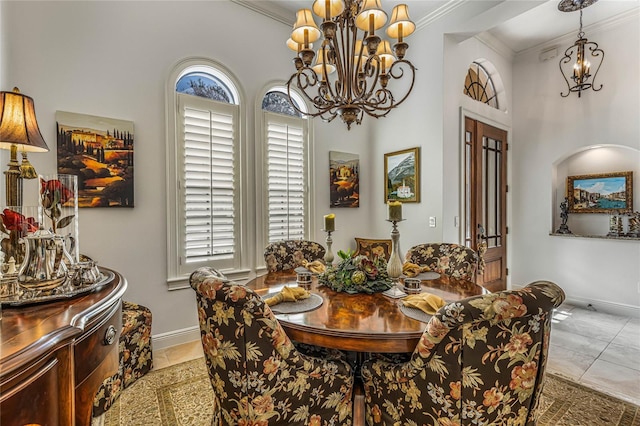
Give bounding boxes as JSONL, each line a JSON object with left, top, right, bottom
{"left": 56, "top": 111, "right": 134, "bottom": 208}
{"left": 384, "top": 147, "right": 420, "bottom": 203}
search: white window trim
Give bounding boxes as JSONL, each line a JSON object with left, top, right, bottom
{"left": 254, "top": 83, "right": 314, "bottom": 273}
{"left": 166, "top": 57, "right": 248, "bottom": 289}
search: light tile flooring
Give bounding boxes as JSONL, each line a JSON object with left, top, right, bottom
{"left": 154, "top": 303, "right": 640, "bottom": 406}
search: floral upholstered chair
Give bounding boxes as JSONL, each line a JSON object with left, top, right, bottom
{"left": 190, "top": 267, "right": 354, "bottom": 425}
{"left": 361, "top": 280, "right": 565, "bottom": 426}
{"left": 264, "top": 240, "right": 326, "bottom": 272}
{"left": 93, "top": 301, "right": 153, "bottom": 416}
{"left": 405, "top": 243, "right": 479, "bottom": 281}
{"left": 354, "top": 237, "right": 392, "bottom": 262}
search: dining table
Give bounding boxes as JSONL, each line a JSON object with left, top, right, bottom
{"left": 249, "top": 271, "right": 487, "bottom": 354}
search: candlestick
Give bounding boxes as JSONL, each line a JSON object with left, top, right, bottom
{"left": 386, "top": 219, "right": 406, "bottom": 297}
{"left": 387, "top": 200, "right": 402, "bottom": 222}
{"left": 324, "top": 213, "right": 335, "bottom": 232}
{"left": 324, "top": 230, "right": 334, "bottom": 265}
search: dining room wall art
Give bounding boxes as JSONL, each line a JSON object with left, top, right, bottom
{"left": 384, "top": 147, "right": 420, "bottom": 203}
{"left": 329, "top": 151, "right": 359, "bottom": 208}
{"left": 56, "top": 111, "right": 134, "bottom": 208}
{"left": 567, "top": 171, "right": 632, "bottom": 214}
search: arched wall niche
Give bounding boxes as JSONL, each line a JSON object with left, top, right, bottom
{"left": 551, "top": 144, "right": 640, "bottom": 236}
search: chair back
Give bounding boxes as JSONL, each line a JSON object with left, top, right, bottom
{"left": 362, "top": 280, "right": 565, "bottom": 426}
{"left": 264, "top": 240, "right": 326, "bottom": 272}
{"left": 189, "top": 267, "right": 353, "bottom": 425}
{"left": 405, "top": 242, "right": 479, "bottom": 281}
{"left": 354, "top": 237, "right": 392, "bottom": 262}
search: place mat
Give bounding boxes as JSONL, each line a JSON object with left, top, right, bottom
{"left": 264, "top": 292, "right": 323, "bottom": 314}
{"left": 399, "top": 304, "right": 433, "bottom": 323}
{"left": 406, "top": 271, "right": 440, "bottom": 280}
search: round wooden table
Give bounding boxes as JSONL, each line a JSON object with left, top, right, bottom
{"left": 249, "top": 271, "right": 486, "bottom": 353}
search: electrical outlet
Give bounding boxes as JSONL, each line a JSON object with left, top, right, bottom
{"left": 429, "top": 217, "right": 436, "bottom": 228}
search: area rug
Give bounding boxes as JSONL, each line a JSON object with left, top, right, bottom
{"left": 92, "top": 357, "right": 640, "bottom": 426}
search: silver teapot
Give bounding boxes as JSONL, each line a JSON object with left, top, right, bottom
{"left": 17, "top": 229, "right": 74, "bottom": 291}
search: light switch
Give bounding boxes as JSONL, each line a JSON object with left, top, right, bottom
{"left": 429, "top": 217, "right": 436, "bottom": 227}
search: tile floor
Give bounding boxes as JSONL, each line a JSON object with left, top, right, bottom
{"left": 153, "top": 303, "right": 640, "bottom": 406}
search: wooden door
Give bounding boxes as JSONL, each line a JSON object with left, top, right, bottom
{"left": 464, "top": 117, "right": 508, "bottom": 292}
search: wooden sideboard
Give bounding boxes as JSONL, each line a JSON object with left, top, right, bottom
{"left": 0, "top": 268, "right": 127, "bottom": 426}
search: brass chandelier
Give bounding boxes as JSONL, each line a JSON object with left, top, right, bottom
{"left": 558, "top": 0, "right": 604, "bottom": 98}
{"left": 286, "top": 0, "right": 417, "bottom": 129}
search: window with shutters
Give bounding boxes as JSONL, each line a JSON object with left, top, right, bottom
{"left": 167, "top": 60, "right": 243, "bottom": 285}
{"left": 262, "top": 90, "right": 309, "bottom": 244}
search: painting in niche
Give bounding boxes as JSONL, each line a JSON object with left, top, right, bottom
{"left": 56, "top": 111, "right": 134, "bottom": 208}
{"left": 567, "top": 171, "right": 633, "bottom": 214}
{"left": 329, "top": 151, "right": 359, "bottom": 208}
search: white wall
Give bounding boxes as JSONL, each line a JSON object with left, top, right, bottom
{"left": 1, "top": 0, "right": 375, "bottom": 343}
{"left": 511, "top": 11, "right": 640, "bottom": 316}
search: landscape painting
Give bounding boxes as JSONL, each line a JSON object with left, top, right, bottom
{"left": 56, "top": 111, "right": 134, "bottom": 207}
{"left": 384, "top": 147, "right": 420, "bottom": 203}
{"left": 329, "top": 151, "right": 359, "bottom": 208}
{"left": 567, "top": 171, "right": 633, "bottom": 213}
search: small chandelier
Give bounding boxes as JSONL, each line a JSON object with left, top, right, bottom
{"left": 286, "top": 0, "right": 417, "bottom": 129}
{"left": 558, "top": 0, "right": 604, "bottom": 98}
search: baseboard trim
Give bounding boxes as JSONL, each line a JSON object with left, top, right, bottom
{"left": 152, "top": 326, "right": 200, "bottom": 350}
{"left": 511, "top": 284, "right": 640, "bottom": 318}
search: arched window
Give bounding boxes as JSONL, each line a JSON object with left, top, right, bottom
{"left": 464, "top": 62, "right": 499, "bottom": 109}
{"left": 262, "top": 88, "right": 310, "bottom": 243}
{"left": 167, "top": 60, "right": 242, "bottom": 283}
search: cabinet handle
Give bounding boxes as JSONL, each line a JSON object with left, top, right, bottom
{"left": 104, "top": 325, "right": 117, "bottom": 345}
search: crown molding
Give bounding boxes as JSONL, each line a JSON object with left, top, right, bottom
{"left": 517, "top": 6, "right": 640, "bottom": 58}
{"left": 231, "top": 0, "right": 293, "bottom": 26}
{"left": 415, "top": 0, "right": 469, "bottom": 31}
{"left": 475, "top": 31, "right": 516, "bottom": 61}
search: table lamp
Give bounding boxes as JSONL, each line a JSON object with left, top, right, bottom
{"left": 0, "top": 88, "right": 49, "bottom": 206}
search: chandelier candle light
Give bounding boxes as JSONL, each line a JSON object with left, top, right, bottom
{"left": 323, "top": 213, "right": 335, "bottom": 265}
{"left": 286, "top": 0, "right": 417, "bottom": 129}
{"left": 558, "top": 0, "right": 604, "bottom": 98}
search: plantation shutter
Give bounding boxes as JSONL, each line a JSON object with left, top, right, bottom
{"left": 265, "top": 112, "right": 307, "bottom": 243}
{"left": 179, "top": 93, "right": 238, "bottom": 265}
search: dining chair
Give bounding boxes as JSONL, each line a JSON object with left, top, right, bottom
{"left": 190, "top": 266, "right": 354, "bottom": 426}
{"left": 361, "top": 280, "right": 565, "bottom": 426}
{"left": 404, "top": 242, "right": 479, "bottom": 281}
{"left": 264, "top": 239, "right": 326, "bottom": 272}
{"left": 354, "top": 237, "right": 392, "bottom": 262}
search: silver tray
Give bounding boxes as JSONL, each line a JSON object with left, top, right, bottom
{"left": 0, "top": 270, "right": 115, "bottom": 307}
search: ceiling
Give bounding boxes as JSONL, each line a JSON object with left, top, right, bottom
{"left": 243, "top": 0, "right": 639, "bottom": 54}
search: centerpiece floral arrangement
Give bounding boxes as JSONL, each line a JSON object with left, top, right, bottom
{"left": 318, "top": 249, "right": 393, "bottom": 294}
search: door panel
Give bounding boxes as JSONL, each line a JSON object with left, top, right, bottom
{"left": 465, "top": 117, "right": 507, "bottom": 292}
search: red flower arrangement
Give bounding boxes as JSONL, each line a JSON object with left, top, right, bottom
{"left": 0, "top": 208, "right": 39, "bottom": 264}
{"left": 40, "top": 178, "right": 75, "bottom": 234}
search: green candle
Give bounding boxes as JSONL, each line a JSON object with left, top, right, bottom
{"left": 388, "top": 200, "right": 402, "bottom": 222}
{"left": 324, "top": 213, "right": 335, "bottom": 231}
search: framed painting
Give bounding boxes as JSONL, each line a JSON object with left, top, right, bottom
{"left": 56, "top": 111, "right": 134, "bottom": 208}
{"left": 329, "top": 151, "right": 359, "bottom": 207}
{"left": 567, "top": 171, "right": 633, "bottom": 213}
{"left": 384, "top": 147, "right": 420, "bottom": 203}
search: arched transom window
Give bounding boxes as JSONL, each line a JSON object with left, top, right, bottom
{"left": 464, "top": 62, "right": 498, "bottom": 109}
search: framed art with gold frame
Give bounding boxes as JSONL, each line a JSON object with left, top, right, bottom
{"left": 384, "top": 147, "right": 420, "bottom": 203}
{"left": 567, "top": 171, "right": 633, "bottom": 213}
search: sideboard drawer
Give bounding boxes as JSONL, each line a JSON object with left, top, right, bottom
{"left": 74, "top": 300, "right": 122, "bottom": 385}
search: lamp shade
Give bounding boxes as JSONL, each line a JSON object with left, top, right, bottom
{"left": 312, "top": 0, "right": 345, "bottom": 19}
{"left": 291, "top": 9, "right": 321, "bottom": 45}
{"left": 386, "top": 4, "right": 415, "bottom": 40}
{"left": 0, "top": 88, "right": 49, "bottom": 152}
{"left": 376, "top": 40, "right": 396, "bottom": 70}
{"left": 355, "top": 0, "right": 388, "bottom": 32}
{"left": 312, "top": 47, "right": 336, "bottom": 76}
